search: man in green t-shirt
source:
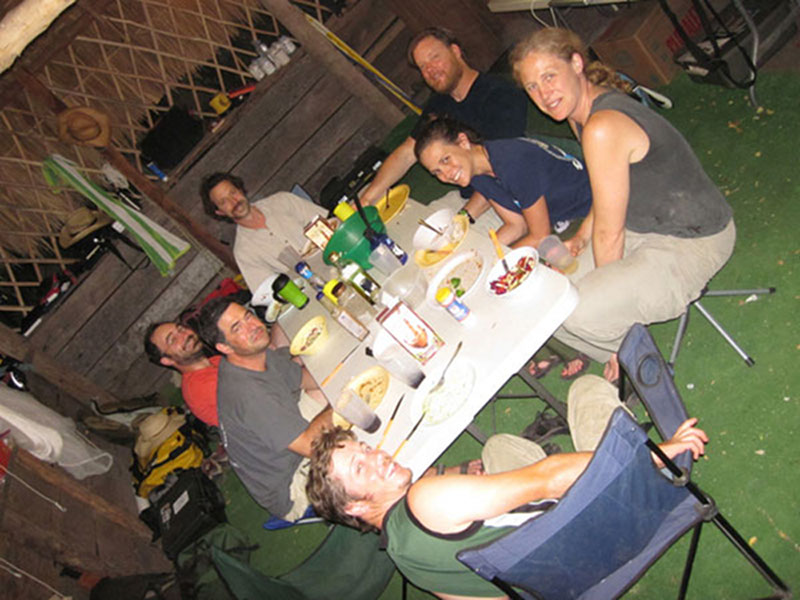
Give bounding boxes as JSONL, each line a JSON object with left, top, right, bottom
{"left": 307, "top": 377, "right": 708, "bottom": 599}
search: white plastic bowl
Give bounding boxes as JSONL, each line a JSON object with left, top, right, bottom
{"left": 485, "top": 246, "right": 541, "bottom": 299}
{"left": 412, "top": 208, "right": 455, "bottom": 250}
{"left": 425, "top": 249, "right": 486, "bottom": 308}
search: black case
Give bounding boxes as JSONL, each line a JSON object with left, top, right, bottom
{"left": 149, "top": 468, "right": 226, "bottom": 560}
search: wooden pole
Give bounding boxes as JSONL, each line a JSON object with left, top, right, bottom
{"left": 15, "top": 68, "right": 237, "bottom": 272}
{"left": 15, "top": 448, "right": 153, "bottom": 539}
{"left": 0, "top": 0, "right": 76, "bottom": 74}
{"left": 0, "top": 323, "right": 120, "bottom": 406}
{"left": 256, "top": 0, "right": 405, "bottom": 127}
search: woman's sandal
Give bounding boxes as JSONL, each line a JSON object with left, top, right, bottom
{"left": 560, "top": 353, "right": 592, "bottom": 381}
{"left": 527, "top": 355, "right": 563, "bottom": 379}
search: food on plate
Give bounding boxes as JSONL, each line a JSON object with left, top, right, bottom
{"left": 441, "top": 252, "right": 483, "bottom": 298}
{"left": 349, "top": 366, "right": 390, "bottom": 404}
{"left": 421, "top": 371, "right": 472, "bottom": 425}
{"left": 289, "top": 316, "right": 328, "bottom": 355}
{"left": 413, "top": 214, "right": 469, "bottom": 267}
{"left": 334, "top": 366, "right": 390, "bottom": 428}
{"left": 489, "top": 255, "right": 537, "bottom": 295}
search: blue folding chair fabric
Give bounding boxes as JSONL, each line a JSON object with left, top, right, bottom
{"left": 618, "top": 323, "right": 692, "bottom": 472}
{"left": 457, "top": 409, "right": 704, "bottom": 600}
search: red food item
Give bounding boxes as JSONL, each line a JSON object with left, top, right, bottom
{"left": 489, "top": 256, "right": 536, "bottom": 295}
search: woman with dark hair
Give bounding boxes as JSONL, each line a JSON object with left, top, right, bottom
{"left": 415, "top": 117, "right": 591, "bottom": 250}
{"left": 416, "top": 117, "right": 593, "bottom": 379}
{"left": 510, "top": 28, "right": 735, "bottom": 382}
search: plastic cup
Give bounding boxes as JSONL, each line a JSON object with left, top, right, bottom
{"left": 372, "top": 330, "right": 426, "bottom": 389}
{"left": 334, "top": 388, "right": 381, "bottom": 433}
{"left": 369, "top": 244, "right": 401, "bottom": 276}
{"left": 271, "top": 274, "right": 309, "bottom": 308}
{"left": 538, "top": 235, "right": 577, "bottom": 274}
{"left": 383, "top": 265, "right": 427, "bottom": 309}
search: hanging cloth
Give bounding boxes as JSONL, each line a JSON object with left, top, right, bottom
{"left": 42, "top": 154, "right": 190, "bottom": 276}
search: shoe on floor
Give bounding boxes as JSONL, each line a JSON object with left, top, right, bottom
{"left": 527, "top": 355, "right": 563, "bottom": 379}
{"left": 521, "top": 410, "right": 569, "bottom": 444}
{"left": 560, "top": 353, "right": 592, "bottom": 381}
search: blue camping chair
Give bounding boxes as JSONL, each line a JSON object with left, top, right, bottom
{"left": 457, "top": 325, "right": 790, "bottom": 600}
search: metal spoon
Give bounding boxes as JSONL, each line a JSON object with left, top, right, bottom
{"left": 429, "top": 341, "right": 463, "bottom": 395}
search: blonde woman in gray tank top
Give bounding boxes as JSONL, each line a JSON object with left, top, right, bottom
{"left": 511, "top": 28, "right": 735, "bottom": 383}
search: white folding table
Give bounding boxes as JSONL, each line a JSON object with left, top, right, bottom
{"left": 279, "top": 198, "right": 577, "bottom": 479}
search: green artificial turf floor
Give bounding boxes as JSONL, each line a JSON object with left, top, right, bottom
{"left": 209, "top": 69, "right": 799, "bottom": 599}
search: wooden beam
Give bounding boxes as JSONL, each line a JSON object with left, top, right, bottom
{"left": 0, "top": 0, "right": 77, "bottom": 74}
{"left": 0, "top": 323, "right": 120, "bottom": 406}
{"left": 14, "top": 448, "right": 153, "bottom": 540}
{"left": 0, "top": 0, "right": 117, "bottom": 109}
{"left": 257, "top": 0, "right": 405, "bottom": 127}
{"left": 14, "top": 69, "right": 238, "bottom": 272}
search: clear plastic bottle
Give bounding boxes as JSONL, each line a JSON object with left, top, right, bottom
{"left": 278, "top": 35, "right": 297, "bottom": 55}
{"left": 252, "top": 38, "right": 269, "bottom": 57}
{"left": 316, "top": 291, "right": 368, "bottom": 341}
{"left": 328, "top": 252, "right": 381, "bottom": 304}
{"left": 323, "top": 279, "right": 376, "bottom": 326}
{"left": 436, "top": 287, "right": 471, "bottom": 322}
{"left": 268, "top": 42, "right": 291, "bottom": 67}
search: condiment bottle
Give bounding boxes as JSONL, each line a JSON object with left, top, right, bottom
{"left": 328, "top": 252, "right": 381, "bottom": 304}
{"left": 316, "top": 291, "right": 368, "bottom": 341}
{"left": 294, "top": 260, "right": 326, "bottom": 292}
{"left": 323, "top": 279, "right": 376, "bottom": 326}
{"left": 436, "top": 287, "right": 471, "bottom": 322}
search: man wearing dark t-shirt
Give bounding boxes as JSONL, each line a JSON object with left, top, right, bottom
{"left": 360, "top": 27, "right": 527, "bottom": 221}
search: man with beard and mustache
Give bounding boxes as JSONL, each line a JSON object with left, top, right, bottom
{"left": 200, "top": 173, "right": 328, "bottom": 293}
{"left": 360, "top": 27, "right": 528, "bottom": 223}
{"left": 145, "top": 321, "right": 222, "bottom": 427}
{"left": 197, "top": 298, "right": 333, "bottom": 521}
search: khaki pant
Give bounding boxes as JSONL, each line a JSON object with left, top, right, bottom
{"left": 481, "top": 374, "right": 629, "bottom": 473}
{"left": 555, "top": 220, "right": 735, "bottom": 363}
{"left": 282, "top": 390, "right": 325, "bottom": 521}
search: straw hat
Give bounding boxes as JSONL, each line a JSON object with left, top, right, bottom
{"left": 134, "top": 409, "right": 186, "bottom": 463}
{"left": 57, "top": 107, "right": 112, "bottom": 147}
{"left": 58, "top": 207, "right": 114, "bottom": 248}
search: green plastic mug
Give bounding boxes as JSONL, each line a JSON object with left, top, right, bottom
{"left": 271, "top": 274, "right": 308, "bottom": 309}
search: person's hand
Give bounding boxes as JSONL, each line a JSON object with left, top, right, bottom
{"left": 564, "top": 234, "right": 589, "bottom": 256}
{"left": 654, "top": 418, "right": 708, "bottom": 467}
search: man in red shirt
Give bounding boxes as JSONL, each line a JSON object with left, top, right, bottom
{"left": 145, "top": 321, "right": 220, "bottom": 427}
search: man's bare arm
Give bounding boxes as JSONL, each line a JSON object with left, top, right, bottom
{"left": 269, "top": 323, "right": 290, "bottom": 349}
{"left": 360, "top": 137, "right": 417, "bottom": 206}
{"left": 409, "top": 418, "right": 708, "bottom": 535}
{"left": 287, "top": 406, "right": 333, "bottom": 458}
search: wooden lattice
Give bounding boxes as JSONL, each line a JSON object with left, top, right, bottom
{"left": 0, "top": 0, "right": 340, "bottom": 325}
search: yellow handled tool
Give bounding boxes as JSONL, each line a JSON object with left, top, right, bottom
{"left": 489, "top": 229, "right": 509, "bottom": 273}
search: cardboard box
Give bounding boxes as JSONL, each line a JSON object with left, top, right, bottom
{"left": 592, "top": 0, "right": 721, "bottom": 87}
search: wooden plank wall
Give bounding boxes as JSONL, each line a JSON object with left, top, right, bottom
{"left": 23, "top": 0, "right": 413, "bottom": 402}
{"left": 25, "top": 0, "right": 516, "bottom": 403}
{"left": 0, "top": 442, "right": 172, "bottom": 599}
